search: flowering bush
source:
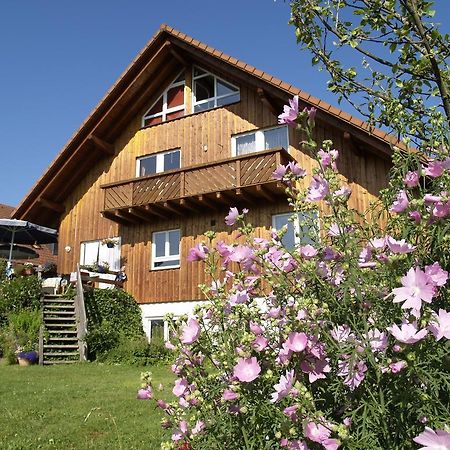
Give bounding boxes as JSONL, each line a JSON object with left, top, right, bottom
{"left": 154, "top": 100, "right": 450, "bottom": 449}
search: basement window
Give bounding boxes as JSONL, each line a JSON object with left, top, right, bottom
{"left": 272, "top": 211, "right": 319, "bottom": 249}
{"left": 192, "top": 67, "right": 240, "bottom": 112}
{"left": 231, "top": 125, "right": 289, "bottom": 156}
{"left": 151, "top": 229, "right": 180, "bottom": 270}
{"left": 136, "top": 149, "right": 181, "bottom": 177}
{"left": 142, "top": 72, "right": 185, "bottom": 126}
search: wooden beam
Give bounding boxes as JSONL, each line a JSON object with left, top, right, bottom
{"left": 88, "top": 135, "right": 115, "bottom": 156}
{"left": 169, "top": 45, "right": 189, "bottom": 67}
{"left": 116, "top": 210, "right": 139, "bottom": 225}
{"left": 197, "top": 195, "right": 218, "bottom": 210}
{"left": 101, "top": 211, "right": 130, "bottom": 226}
{"left": 37, "top": 197, "right": 65, "bottom": 213}
{"left": 163, "top": 201, "right": 184, "bottom": 216}
{"left": 257, "top": 88, "right": 279, "bottom": 117}
{"left": 256, "top": 184, "right": 276, "bottom": 202}
{"left": 235, "top": 188, "right": 255, "bottom": 203}
{"left": 128, "top": 207, "right": 154, "bottom": 222}
{"left": 145, "top": 205, "right": 170, "bottom": 220}
{"left": 179, "top": 198, "right": 201, "bottom": 213}
{"left": 215, "top": 191, "right": 234, "bottom": 204}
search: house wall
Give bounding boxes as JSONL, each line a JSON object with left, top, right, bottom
{"left": 57, "top": 74, "right": 391, "bottom": 304}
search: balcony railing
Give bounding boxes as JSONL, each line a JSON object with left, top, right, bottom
{"left": 101, "top": 148, "right": 293, "bottom": 223}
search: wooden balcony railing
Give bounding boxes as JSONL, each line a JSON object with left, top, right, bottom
{"left": 101, "top": 148, "right": 293, "bottom": 223}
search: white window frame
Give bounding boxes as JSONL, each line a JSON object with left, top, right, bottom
{"left": 146, "top": 317, "right": 169, "bottom": 342}
{"left": 151, "top": 229, "right": 181, "bottom": 270}
{"left": 142, "top": 71, "right": 185, "bottom": 126}
{"left": 136, "top": 148, "right": 181, "bottom": 177}
{"left": 192, "top": 66, "right": 240, "bottom": 112}
{"left": 231, "top": 125, "right": 289, "bottom": 157}
{"left": 272, "top": 211, "right": 319, "bottom": 249}
{"left": 79, "top": 237, "right": 122, "bottom": 271}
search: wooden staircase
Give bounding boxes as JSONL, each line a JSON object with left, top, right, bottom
{"left": 39, "top": 266, "right": 88, "bottom": 365}
{"left": 40, "top": 294, "right": 80, "bottom": 365}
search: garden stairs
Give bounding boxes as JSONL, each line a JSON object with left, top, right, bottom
{"left": 40, "top": 294, "right": 80, "bottom": 365}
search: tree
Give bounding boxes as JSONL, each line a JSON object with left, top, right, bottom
{"left": 289, "top": 0, "right": 450, "bottom": 150}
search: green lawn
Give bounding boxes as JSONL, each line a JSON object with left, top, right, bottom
{"left": 0, "top": 362, "right": 174, "bottom": 450}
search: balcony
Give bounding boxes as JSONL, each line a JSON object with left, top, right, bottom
{"left": 100, "top": 148, "right": 294, "bottom": 224}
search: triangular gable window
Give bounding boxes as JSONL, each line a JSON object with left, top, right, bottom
{"left": 142, "top": 72, "right": 185, "bottom": 127}
{"left": 193, "top": 66, "right": 240, "bottom": 112}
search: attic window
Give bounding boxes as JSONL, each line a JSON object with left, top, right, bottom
{"left": 142, "top": 72, "right": 185, "bottom": 126}
{"left": 193, "top": 67, "right": 240, "bottom": 112}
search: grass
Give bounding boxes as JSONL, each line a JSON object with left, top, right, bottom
{"left": 0, "top": 362, "right": 175, "bottom": 450}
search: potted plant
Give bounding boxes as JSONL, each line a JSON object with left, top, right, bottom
{"left": 102, "top": 237, "right": 119, "bottom": 248}
{"left": 23, "top": 262, "right": 35, "bottom": 276}
{"left": 95, "top": 261, "right": 110, "bottom": 273}
{"left": 16, "top": 348, "right": 39, "bottom": 366}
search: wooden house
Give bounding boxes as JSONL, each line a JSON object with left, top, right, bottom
{"left": 12, "top": 25, "right": 396, "bottom": 340}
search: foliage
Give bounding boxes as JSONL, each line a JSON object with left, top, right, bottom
{"left": 1, "top": 309, "right": 41, "bottom": 364}
{"left": 0, "top": 259, "right": 7, "bottom": 281}
{"left": 99, "top": 337, "right": 172, "bottom": 366}
{"left": 0, "top": 364, "right": 174, "bottom": 449}
{"left": 154, "top": 108, "right": 450, "bottom": 449}
{"left": 289, "top": 0, "right": 450, "bottom": 149}
{"left": 84, "top": 288, "right": 145, "bottom": 362}
{"left": 0, "top": 275, "right": 42, "bottom": 326}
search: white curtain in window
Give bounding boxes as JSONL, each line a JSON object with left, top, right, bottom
{"left": 81, "top": 241, "right": 100, "bottom": 266}
{"left": 98, "top": 238, "right": 121, "bottom": 271}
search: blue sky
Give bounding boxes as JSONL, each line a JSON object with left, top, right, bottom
{"left": 0, "top": 1, "right": 448, "bottom": 208}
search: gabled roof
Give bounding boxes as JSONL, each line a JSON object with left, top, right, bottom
{"left": 13, "top": 24, "right": 401, "bottom": 226}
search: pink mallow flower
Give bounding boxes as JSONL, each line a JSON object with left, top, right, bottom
{"left": 304, "top": 421, "right": 340, "bottom": 449}
{"left": 285, "top": 332, "right": 308, "bottom": 352}
{"left": 423, "top": 160, "right": 445, "bottom": 178}
{"left": 287, "top": 161, "right": 306, "bottom": 177}
{"left": 404, "top": 170, "right": 420, "bottom": 187}
{"left": 409, "top": 210, "right": 422, "bottom": 224}
{"left": 306, "top": 176, "right": 329, "bottom": 202}
{"left": 186, "top": 243, "right": 209, "bottom": 262}
{"left": 137, "top": 387, "right": 153, "bottom": 400}
{"left": 225, "top": 207, "right": 239, "bottom": 226}
{"left": 388, "top": 322, "right": 428, "bottom": 344}
{"left": 279, "top": 96, "right": 299, "bottom": 125}
{"left": 192, "top": 420, "right": 205, "bottom": 435}
{"left": 425, "top": 262, "right": 449, "bottom": 287}
{"left": 233, "top": 357, "right": 261, "bottom": 382}
{"left": 386, "top": 236, "right": 416, "bottom": 254}
{"left": 391, "top": 267, "right": 436, "bottom": 313}
{"left": 300, "top": 357, "right": 331, "bottom": 383}
{"left": 273, "top": 164, "right": 288, "bottom": 180}
{"left": 181, "top": 318, "right": 200, "bottom": 345}
{"left": 390, "top": 190, "right": 409, "bottom": 213}
{"left": 252, "top": 335, "right": 269, "bottom": 352}
{"left": 413, "top": 427, "right": 450, "bottom": 449}
{"left": 172, "top": 378, "right": 189, "bottom": 397}
{"left": 270, "top": 369, "right": 295, "bottom": 403}
{"left": 300, "top": 244, "right": 318, "bottom": 259}
{"left": 366, "top": 329, "right": 388, "bottom": 352}
{"left": 429, "top": 309, "right": 450, "bottom": 341}
{"left": 222, "top": 389, "right": 239, "bottom": 401}
{"left": 337, "top": 358, "right": 367, "bottom": 391}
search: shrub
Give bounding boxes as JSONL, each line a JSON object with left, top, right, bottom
{"left": 0, "top": 259, "right": 7, "bottom": 281}
{"left": 99, "top": 337, "right": 172, "bottom": 366}
{"left": 0, "top": 275, "right": 42, "bottom": 326}
{"left": 84, "top": 320, "right": 120, "bottom": 360}
{"left": 1, "top": 309, "right": 41, "bottom": 364}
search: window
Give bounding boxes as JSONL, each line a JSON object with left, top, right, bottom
{"left": 272, "top": 211, "right": 319, "bottom": 249}
{"left": 145, "top": 318, "right": 170, "bottom": 341}
{"left": 136, "top": 149, "right": 181, "bottom": 177}
{"left": 142, "top": 72, "right": 185, "bottom": 126}
{"left": 232, "top": 126, "right": 289, "bottom": 156}
{"left": 151, "top": 229, "right": 180, "bottom": 270}
{"left": 80, "top": 237, "right": 121, "bottom": 271}
{"left": 193, "top": 67, "right": 240, "bottom": 112}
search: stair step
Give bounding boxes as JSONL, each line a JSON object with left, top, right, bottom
{"left": 43, "top": 304, "right": 75, "bottom": 309}
{"left": 43, "top": 294, "right": 65, "bottom": 298}
{"left": 47, "top": 336, "right": 78, "bottom": 341}
{"left": 43, "top": 352, "right": 79, "bottom": 357}
{"left": 44, "top": 310, "right": 76, "bottom": 315}
{"left": 47, "top": 329, "right": 77, "bottom": 333}
{"left": 43, "top": 298, "right": 74, "bottom": 303}
{"left": 44, "top": 316, "right": 76, "bottom": 321}
{"left": 44, "top": 345, "right": 79, "bottom": 350}
{"left": 43, "top": 360, "right": 78, "bottom": 365}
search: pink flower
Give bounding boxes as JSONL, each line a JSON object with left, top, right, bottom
{"left": 388, "top": 322, "right": 428, "bottom": 344}
{"left": 252, "top": 335, "right": 269, "bottom": 352}
{"left": 389, "top": 360, "right": 407, "bottom": 373}
{"left": 192, "top": 420, "right": 205, "bottom": 435}
{"left": 222, "top": 389, "right": 239, "bottom": 401}
{"left": 369, "top": 237, "right": 386, "bottom": 249}
{"left": 318, "top": 149, "right": 332, "bottom": 168}
{"left": 413, "top": 427, "right": 450, "bottom": 449}
{"left": 225, "top": 207, "right": 239, "bottom": 226}
{"left": 273, "top": 164, "right": 288, "bottom": 180}
{"left": 424, "top": 160, "right": 445, "bottom": 178}
{"left": 390, "top": 190, "right": 409, "bottom": 213}
{"left": 233, "top": 357, "right": 261, "bottom": 382}
{"left": 300, "top": 244, "right": 318, "bottom": 259}
{"left": 337, "top": 358, "right": 367, "bottom": 391}
{"left": 409, "top": 210, "right": 422, "bottom": 224}
{"left": 429, "top": 309, "right": 450, "bottom": 341}
{"left": 331, "top": 325, "right": 355, "bottom": 343}
{"left": 404, "top": 170, "right": 420, "bottom": 187}
{"left": 279, "top": 95, "right": 299, "bottom": 125}
{"left": 181, "top": 318, "right": 200, "bottom": 345}
{"left": 300, "top": 357, "right": 331, "bottom": 383}
{"left": 172, "top": 378, "right": 189, "bottom": 397}
{"left": 304, "top": 421, "right": 340, "bottom": 449}
{"left": 391, "top": 267, "right": 436, "bottom": 313}
{"left": 287, "top": 161, "right": 306, "bottom": 177}
{"left": 425, "top": 262, "right": 448, "bottom": 287}
{"left": 137, "top": 388, "right": 153, "bottom": 400}
{"left": 306, "top": 176, "right": 329, "bottom": 202}
{"left": 333, "top": 186, "right": 352, "bottom": 199}
{"left": 229, "top": 289, "right": 249, "bottom": 305}
{"left": 285, "top": 332, "right": 308, "bottom": 352}
{"left": 250, "top": 322, "right": 263, "bottom": 335}
{"left": 432, "top": 200, "right": 450, "bottom": 218}
{"left": 386, "top": 236, "right": 416, "bottom": 254}
{"left": 186, "top": 243, "right": 209, "bottom": 262}
{"left": 366, "top": 329, "right": 388, "bottom": 352}
{"left": 270, "top": 369, "right": 295, "bottom": 403}
{"left": 424, "top": 194, "right": 442, "bottom": 204}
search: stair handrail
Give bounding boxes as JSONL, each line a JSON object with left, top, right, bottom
{"left": 74, "top": 264, "right": 88, "bottom": 361}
